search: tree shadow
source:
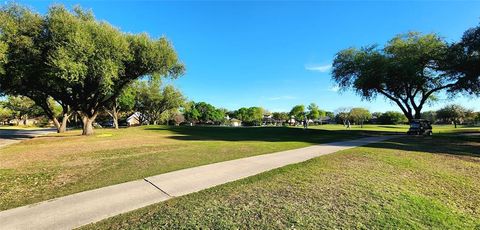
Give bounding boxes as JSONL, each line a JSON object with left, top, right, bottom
{"left": 146, "top": 126, "right": 479, "bottom": 158}
{"left": 145, "top": 126, "right": 403, "bottom": 145}
{"left": 365, "top": 135, "right": 480, "bottom": 158}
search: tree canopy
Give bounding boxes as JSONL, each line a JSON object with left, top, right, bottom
{"left": 0, "top": 4, "right": 184, "bottom": 134}
{"left": 436, "top": 104, "right": 471, "bottom": 128}
{"left": 332, "top": 32, "right": 472, "bottom": 121}
{"left": 289, "top": 105, "right": 305, "bottom": 121}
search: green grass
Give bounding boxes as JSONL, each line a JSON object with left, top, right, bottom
{"left": 83, "top": 134, "right": 480, "bottom": 229}
{"left": 312, "top": 124, "right": 480, "bottom": 134}
{"left": 0, "top": 125, "right": 382, "bottom": 210}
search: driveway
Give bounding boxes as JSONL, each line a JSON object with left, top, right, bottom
{"left": 0, "top": 128, "right": 56, "bottom": 148}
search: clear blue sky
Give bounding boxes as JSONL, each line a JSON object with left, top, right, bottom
{"left": 14, "top": 0, "right": 480, "bottom": 113}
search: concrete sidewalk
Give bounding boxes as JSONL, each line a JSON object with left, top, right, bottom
{"left": 0, "top": 135, "right": 396, "bottom": 230}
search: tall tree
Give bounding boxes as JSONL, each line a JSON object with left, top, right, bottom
{"left": 332, "top": 32, "right": 468, "bottom": 121}
{"left": 446, "top": 24, "right": 480, "bottom": 95}
{"left": 0, "top": 5, "right": 72, "bottom": 132}
{"left": 0, "top": 4, "right": 184, "bottom": 135}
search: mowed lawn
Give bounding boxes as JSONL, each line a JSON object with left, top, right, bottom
{"left": 84, "top": 134, "right": 480, "bottom": 229}
{"left": 0, "top": 125, "right": 380, "bottom": 210}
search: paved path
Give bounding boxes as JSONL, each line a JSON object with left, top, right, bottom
{"left": 0, "top": 128, "right": 56, "bottom": 148}
{"left": 0, "top": 135, "right": 396, "bottom": 230}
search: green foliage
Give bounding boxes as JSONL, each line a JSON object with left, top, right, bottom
{"left": 183, "top": 101, "right": 201, "bottom": 123}
{"left": 0, "top": 4, "right": 184, "bottom": 134}
{"left": 421, "top": 111, "right": 437, "bottom": 124}
{"left": 378, "top": 111, "right": 408, "bottom": 125}
{"left": 0, "top": 104, "right": 13, "bottom": 122}
{"left": 436, "top": 104, "right": 472, "bottom": 127}
{"left": 325, "top": 111, "right": 334, "bottom": 119}
{"left": 349, "top": 108, "right": 372, "bottom": 126}
{"left": 447, "top": 24, "right": 480, "bottom": 95}
{"left": 307, "top": 103, "right": 325, "bottom": 120}
{"left": 134, "top": 81, "right": 184, "bottom": 124}
{"left": 3, "top": 96, "right": 44, "bottom": 123}
{"left": 289, "top": 105, "right": 305, "bottom": 121}
{"left": 272, "top": 112, "right": 289, "bottom": 123}
{"left": 185, "top": 102, "right": 225, "bottom": 125}
{"left": 332, "top": 32, "right": 462, "bottom": 120}
{"left": 231, "top": 107, "right": 265, "bottom": 126}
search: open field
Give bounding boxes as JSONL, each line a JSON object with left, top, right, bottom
{"left": 0, "top": 125, "right": 382, "bottom": 210}
{"left": 84, "top": 134, "right": 480, "bottom": 229}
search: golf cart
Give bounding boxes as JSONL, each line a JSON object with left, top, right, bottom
{"left": 407, "top": 119, "right": 433, "bottom": 136}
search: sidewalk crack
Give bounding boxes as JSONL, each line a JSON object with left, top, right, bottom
{"left": 143, "top": 178, "right": 173, "bottom": 197}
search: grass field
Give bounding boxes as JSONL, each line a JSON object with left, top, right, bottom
{"left": 84, "top": 134, "right": 480, "bottom": 229}
{"left": 0, "top": 125, "right": 380, "bottom": 210}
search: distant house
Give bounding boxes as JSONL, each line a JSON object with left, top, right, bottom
{"left": 262, "top": 114, "right": 274, "bottom": 125}
{"left": 126, "top": 112, "right": 141, "bottom": 126}
{"left": 230, "top": 118, "right": 242, "bottom": 127}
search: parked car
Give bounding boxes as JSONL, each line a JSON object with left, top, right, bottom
{"left": 407, "top": 119, "right": 432, "bottom": 136}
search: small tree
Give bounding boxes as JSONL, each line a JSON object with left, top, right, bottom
{"left": 134, "top": 81, "right": 185, "bottom": 125}
{"left": 0, "top": 104, "right": 13, "bottom": 125}
{"left": 421, "top": 111, "right": 437, "bottom": 124}
{"left": 5, "top": 96, "right": 43, "bottom": 126}
{"left": 246, "top": 107, "right": 264, "bottom": 126}
{"left": 272, "top": 112, "right": 289, "bottom": 125}
{"left": 289, "top": 105, "right": 305, "bottom": 124}
{"left": 436, "top": 104, "right": 470, "bottom": 128}
{"left": 378, "top": 111, "right": 408, "bottom": 125}
{"left": 106, "top": 85, "right": 136, "bottom": 129}
{"left": 335, "top": 107, "right": 351, "bottom": 127}
{"left": 183, "top": 101, "right": 201, "bottom": 125}
{"left": 349, "top": 108, "right": 371, "bottom": 128}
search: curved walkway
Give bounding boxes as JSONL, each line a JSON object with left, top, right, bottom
{"left": 0, "top": 135, "right": 396, "bottom": 230}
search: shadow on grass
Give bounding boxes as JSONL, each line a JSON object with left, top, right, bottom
{"left": 366, "top": 135, "right": 480, "bottom": 158}
{"left": 145, "top": 126, "right": 403, "bottom": 145}
{"left": 147, "top": 126, "right": 479, "bottom": 158}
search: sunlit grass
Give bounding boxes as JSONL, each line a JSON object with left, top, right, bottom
{"left": 84, "top": 134, "right": 480, "bottom": 229}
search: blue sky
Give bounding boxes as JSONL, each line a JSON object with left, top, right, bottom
{"left": 14, "top": 0, "right": 480, "bottom": 113}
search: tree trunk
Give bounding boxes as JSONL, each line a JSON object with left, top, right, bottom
{"left": 112, "top": 106, "right": 119, "bottom": 129}
{"left": 52, "top": 117, "right": 61, "bottom": 132}
{"left": 23, "top": 115, "right": 28, "bottom": 126}
{"left": 454, "top": 121, "right": 457, "bottom": 128}
{"left": 81, "top": 113, "right": 98, "bottom": 136}
{"left": 59, "top": 114, "right": 70, "bottom": 133}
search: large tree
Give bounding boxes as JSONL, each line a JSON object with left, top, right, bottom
{"left": 447, "top": 24, "right": 480, "bottom": 95}
{"left": 332, "top": 32, "right": 467, "bottom": 121}
{"left": 0, "top": 5, "right": 184, "bottom": 135}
